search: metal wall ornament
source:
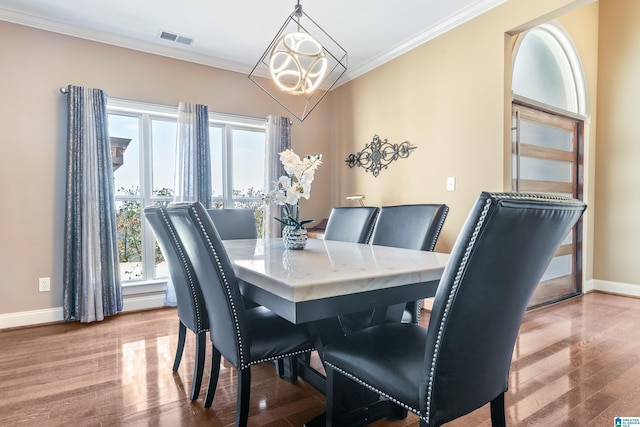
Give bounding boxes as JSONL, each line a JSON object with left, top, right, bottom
{"left": 345, "top": 135, "right": 416, "bottom": 177}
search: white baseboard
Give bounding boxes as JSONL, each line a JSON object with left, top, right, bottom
{"left": 0, "top": 294, "right": 166, "bottom": 330}
{"left": 4, "top": 280, "right": 638, "bottom": 329}
{"left": 583, "top": 278, "right": 595, "bottom": 293}
{"left": 0, "top": 307, "right": 64, "bottom": 329}
{"left": 590, "top": 279, "right": 640, "bottom": 298}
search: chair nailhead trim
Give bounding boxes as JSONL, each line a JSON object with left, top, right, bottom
{"left": 487, "top": 192, "right": 584, "bottom": 205}
{"left": 324, "top": 361, "right": 427, "bottom": 421}
{"left": 423, "top": 192, "right": 581, "bottom": 420}
{"left": 327, "top": 194, "right": 582, "bottom": 424}
{"left": 428, "top": 206, "right": 449, "bottom": 252}
{"left": 183, "top": 204, "right": 317, "bottom": 371}
{"left": 246, "top": 347, "right": 315, "bottom": 368}
{"left": 416, "top": 205, "right": 450, "bottom": 324}
{"left": 160, "top": 208, "right": 208, "bottom": 334}
{"left": 365, "top": 209, "right": 379, "bottom": 244}
{"left": 191, "top": 206, "right": 247, "bottom": 367}
{"left": 424, "top": 197, "right": 491, "bottom": 422}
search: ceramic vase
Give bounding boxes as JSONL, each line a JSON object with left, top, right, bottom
{"left": 282, "top": 225, "right": 307, "bottom": 250}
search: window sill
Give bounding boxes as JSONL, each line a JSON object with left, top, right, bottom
{"left": 121, "top": 280, "right": 167, "bottom": 296}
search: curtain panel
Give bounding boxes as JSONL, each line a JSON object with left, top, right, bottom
{"left": 63, "top": 85, "right": 123, "bottom": 323}
{"left": 174, "top": 102, "right": 211, "bottom": 207}
{"left": 263, "top": 115, "right": 291, "bottom": 238}
{"left": 168, "top": 102, "right": 211, "bottom": 306}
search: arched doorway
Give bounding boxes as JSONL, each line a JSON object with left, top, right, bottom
{"left": 512, "top": 23, "right": 587, "bottom": 307}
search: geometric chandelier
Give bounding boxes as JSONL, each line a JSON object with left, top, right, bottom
{"left": 249, "top": 0, "right": 347, "bottom": 122}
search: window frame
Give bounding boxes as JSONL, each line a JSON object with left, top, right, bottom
{"left": 107, "top": 99, "right": 266, "bottom": 287}
{"left": 512, "top": 22, "right": 588, "bottom": 116}
{"left": 209, "top": 113, "right": 267, "bottom": 209}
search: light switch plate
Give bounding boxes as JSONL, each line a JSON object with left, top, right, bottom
{"left": 446, "top": 176, "right": 456, "bottom": 191}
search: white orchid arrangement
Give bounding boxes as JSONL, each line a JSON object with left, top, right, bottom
{"left": 268, "top": 149, "right": 322, "bottom": 230}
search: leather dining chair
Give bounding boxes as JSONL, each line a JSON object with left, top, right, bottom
{"left": 208, "top": 207, "right": 298, "bottom": 378}
{"left": 143, "top": 205, "right": 208, "bottom": 401}
{"left": 323, "top": 206, "right": 380, "bottom": 331}
{"left": 165, "top": 201, "right": 315, "bottom": 427}
{"left": 322, "top": 192, "right": 586, "bottom": 427}
{"left": 323, "top": 206, "right": 379, "bottom": 243}
{"left": 369, "top": 204, "right": 449, "bottom": 324}
{"left": 206, "top": 208, "right": 257, "bottom": 240}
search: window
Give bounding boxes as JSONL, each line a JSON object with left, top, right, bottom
{"left": 209, "top": 115, "right": 266, "bottom": 210}
{"left": 107, "top": 100, "right": 266, "bottom": 284}
{"left": 512, "top": 23, "right": 587, "bottom": 115}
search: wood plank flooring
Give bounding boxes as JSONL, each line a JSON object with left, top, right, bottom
{"left": 1, "top": 292, "right": 640, "bottom": 426}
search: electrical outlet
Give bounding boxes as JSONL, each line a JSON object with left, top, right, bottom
{"left": 38, "top": 277, "right": 51, "bottom": 292}
{"left": 446, "top": 176, "right": 456, "bottom": 191}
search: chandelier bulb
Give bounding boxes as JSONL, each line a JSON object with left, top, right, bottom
{"left": 270, "top": 27, "right": 327, "bottom": 95}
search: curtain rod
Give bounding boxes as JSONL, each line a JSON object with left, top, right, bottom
{"left": 59, "top": 86, "right": 289, "bottom": 124}
{"left": 266, "top": 117, "right": 292, "bottom": 124}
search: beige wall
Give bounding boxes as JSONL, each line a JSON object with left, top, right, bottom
{"left": 328, "top": 0, "right": 640, "bottom": 292}
{"left": 594, "top": 0, "right": 640, "bottom": 285}
{"left": 0, "top": 21, "right": 332, "bottom": 316}
{"left": 2, "top": 0, "right": 639, "bottom": 321}
{"left": 327, "top": 0, "right": 601, "bottom": 268}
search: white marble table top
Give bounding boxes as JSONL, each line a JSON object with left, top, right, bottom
{"left": 222, "top": 238, "right": 450, "bottom": 303}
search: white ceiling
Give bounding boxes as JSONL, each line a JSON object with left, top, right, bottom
{"left": 0, "top": 0, "right": 505, "bottom": 84}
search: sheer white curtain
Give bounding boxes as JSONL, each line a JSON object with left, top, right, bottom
{"left": 167, "top": 102, "right": 211, "bottom": 305}
{"left": 63, "top": 85, "right": 122, "bottom": 322}
{"left": 174, "top": 102, "right": 211, "bottom": 206}
{"left": 263, "top": 115, "right": 291, "bottom": 238}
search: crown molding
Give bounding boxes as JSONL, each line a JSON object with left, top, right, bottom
{"left": 341, "top": 0, "right": 507, "bottom": 84}
{"left": 1, "top": 0, "right": 506, "bottom": 86}
{"left": 0, "top": 6, "right": 253, "bottom": 75}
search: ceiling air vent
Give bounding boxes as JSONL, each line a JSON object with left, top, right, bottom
{"left": 175, "top": 36, "right": 194, "bottom": 45}
{"left": 159, "top": 31, "right": 194, "bottom": 45}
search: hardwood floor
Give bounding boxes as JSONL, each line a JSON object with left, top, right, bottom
{"left": 1, "top": 292, "right": 640, "bottom": 426}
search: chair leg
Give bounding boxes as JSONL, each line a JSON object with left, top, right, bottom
{"left": 204, "top": 346, "right": 221, "bottom": 408}
{"left": 236, "top": 367, "right": 251, "bottom": 427}
{"left": 490, "top": 392, "right": 506, "bottom": 427}
{"left": 277, "top": 356, "right": 299, "bottom": 382}
{"left": 173, "top": 321, "right": 187, "bottom": 371}
{"left": 325, "top": 364, "right": 343, "bottom": 427}
{"left": 401, "top": 300, "right": 421, "bottom": 324}
{"left": 189, "top": 331, "right": 206, "bottom": 401}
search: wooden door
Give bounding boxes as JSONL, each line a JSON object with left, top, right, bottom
{"left": 512, "top": 101, "right": 583, "bottom": 307}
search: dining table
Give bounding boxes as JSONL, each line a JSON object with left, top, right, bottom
{"left": 222, "top": 237, "right": 450, "bottom": 426}
{"left": 223, "top": 237, "right": 449, "bottom": 323}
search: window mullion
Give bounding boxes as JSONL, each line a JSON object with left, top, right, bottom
{"left": 141, "top": 113, "right": 156, "bottom": 280}
{"left": 224, "top": 124, "right": 234, "bottom": 208}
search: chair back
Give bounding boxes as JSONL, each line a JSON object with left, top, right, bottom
{"left": 207, "top": 209, "right": 257, "bottom": 240}
{"left": 143, "top": 205, "right": 208, "bottom": 334}
{"left": 370, "top": 204, "right": 449, "bottom": 251}
{"left": 323, "top": 207, "right": 379, "bottom": 243}
{"left": 166, "top": 202, "right": 249, "bottom": 368}
{"left": 421, "top": 192, "right": 586, "bottom": 425}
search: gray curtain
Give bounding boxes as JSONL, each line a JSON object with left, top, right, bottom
{"left": 264, "top": 115, "right": 291, "bottom": 238}
{"left": 63, "top": 85, "right": 122, "bottom": 323}
{"left": 174, "top": 102, "right": 211, "bottom": 207}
